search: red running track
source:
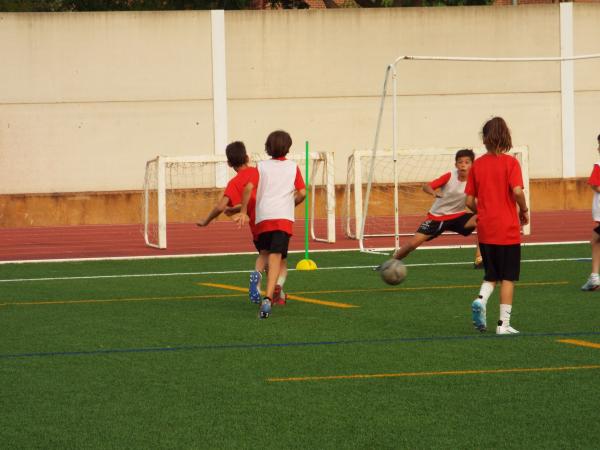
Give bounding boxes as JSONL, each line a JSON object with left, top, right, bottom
{"left": 0, "top": 210, "right": 592, "bottom": 262}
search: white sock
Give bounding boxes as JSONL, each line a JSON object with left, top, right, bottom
{"left": 499, "top": 304, "right": 512, "bottom": 327}
{"left": 277, "top": 275, "right": 286, "bottom": 287}
{"left": 477, "top": 282, "right": 494, "bottom": 307}
{"left": 591, "top": 273, "right": 599, "bottom": 280}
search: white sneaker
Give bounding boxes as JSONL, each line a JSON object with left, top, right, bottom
{"left": 581, "top": 277, "right": 600, "bottom": 291}
{"left": 496, "top": 324, "right": 519, "bottom": 335}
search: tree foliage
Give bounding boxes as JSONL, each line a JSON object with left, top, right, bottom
{"left": 0, "top": 0, "right": 493, "bottom": 11}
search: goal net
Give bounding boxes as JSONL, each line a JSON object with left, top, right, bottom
{"left": 343, "top": 147, "right": 530, "bottom": 252}
{"left": 143, "top": 152, "right": 335, "bottom": 249}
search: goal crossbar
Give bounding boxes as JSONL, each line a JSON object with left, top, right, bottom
{"left": 143, "top": 152, "right": 335, "bottom": 249}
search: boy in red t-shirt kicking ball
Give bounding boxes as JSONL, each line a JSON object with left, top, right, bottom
{"left": 581, "top": 134, "right": 600, "bottom": 291}
{"left": 465, "top": 117, "right": 529, "bottom": 335}
{"left": 236, "top": 130, "right": 306, "bottom": 319}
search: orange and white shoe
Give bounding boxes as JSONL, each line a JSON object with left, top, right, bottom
{"left": 272, "top": 285, "right": 287, "bottom": 306}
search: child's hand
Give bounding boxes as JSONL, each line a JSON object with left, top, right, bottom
{"left": 197, "top": 219, "right": 208, "bottom": 227}
{"left": 519, "top": 209, "right": 529, "bottom": 226}
{"left": 233, "top": 213, "right": 249, "bottom": 228}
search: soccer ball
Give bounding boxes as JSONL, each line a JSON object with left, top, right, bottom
{"left": 379, "top": 259, "right": 407, "bottom": 285}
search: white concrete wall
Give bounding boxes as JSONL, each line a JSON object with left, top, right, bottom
{"left": 0, "top": 5, "right": 599, "bottom": 195}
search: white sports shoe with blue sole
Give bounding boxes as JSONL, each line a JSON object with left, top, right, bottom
{"left": 471, "top": 299, "right": 487, "bottom": 332}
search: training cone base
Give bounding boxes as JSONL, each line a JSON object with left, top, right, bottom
{"left": 296, "top": 259, "right": 317, "bottom": 271}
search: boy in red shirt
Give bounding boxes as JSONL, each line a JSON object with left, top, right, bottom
{"left": 581, "top": 134, "right": 600, "bottom": 291}
{"left": 196, "top": 141, "right": 267, "bottom": 304}
{"left": 391, "top": 149, "right": 481, "bottom": 266}
{"left": 465, "top": 117, "right": 529, "bottom": 335}
{"left": 236, "top": 130, "right": 306, "bottom": 319}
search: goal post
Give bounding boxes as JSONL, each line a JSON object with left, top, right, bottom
{"left": 143, "top": 152, "right": 336, "bottom": 249}
{"left": 357, "top": 52, "right": 600, "bottom": 253}
{"left": 343, "top": 146, "right": 531, "bottom": 252}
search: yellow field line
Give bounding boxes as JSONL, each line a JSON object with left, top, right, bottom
{"left": 199, "top": 282, "right": 358, "bottom": 309}
{"left": 0, "top": 293, "right": 244, "bottom": 307}
{"left": 292, "top": 281, "right": 569, "bottom": 296}
{"left": 267, "top": 364, "right": 600, "bottom": 383}
{"left": 558, "top": 339, "right": 600, "bottom": 350}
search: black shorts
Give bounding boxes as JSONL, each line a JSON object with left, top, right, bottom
{"left": 256, "top": 230, "right": 290, "bottom": 259}
{"left": 416, "top": 213, "right": 475, "bottom": 240}
{"left": 594, "top": 224, "right": 600, "bottom": 235}
{"left": 479, "top": 243, "right": 521, "bottom": 282}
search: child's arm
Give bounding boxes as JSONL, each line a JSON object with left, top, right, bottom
{"left": 512, "top": 186, "right": 529, "bottom": 226}
{"left": 294, "top": 188, "right": 306, "bottom": 206}
{"left": 197, "top": 196, "right": 229, "bottom": 227}
{"left": 234, "top": 182, "right": 254, "bottom": 227}
{"left": 422, "top": 184, "right": 442, "bottom": 198}
{"left": 465, "top": 195, "right": 477, "bottom": 214}
{"left": 592, "top": 185, "right": 600, "bottom": 193}
{"left": 224, "top": 205, "right": 241, "bottom": 217}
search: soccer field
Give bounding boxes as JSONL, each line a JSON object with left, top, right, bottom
{"left": 1, "top": 243, "right": 599, "bottom": 448}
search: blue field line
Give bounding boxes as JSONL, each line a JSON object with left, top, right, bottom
{"left": 2, "top": 330, "right": 600, "bottom": 361}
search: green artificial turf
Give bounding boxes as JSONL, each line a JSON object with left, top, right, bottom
{"left": 1, "top": 244, "right": 599, "bottom": 449}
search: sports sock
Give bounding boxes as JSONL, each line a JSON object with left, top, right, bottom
{"left": 277, "top": 275, "right": 287, "bottom": 287}
{"left": 499, "top": 304, "right": 512, "bottom": 327}
{"left": 477, "top": 281, "right": 494, "bottom": 307}
{"left": 591, "top": 273, "right": 599, "bottom": 280}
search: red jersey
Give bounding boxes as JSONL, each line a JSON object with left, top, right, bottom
{"left": 224, "top": 167, "right": 258, "bottom": 239}
{"left": 247, "top": 157, "right": 306, "bottom": 236}
{"left": 465, "top": 153, "right": 524, "bottom": 245}
{"left": 588, "top": 163, "right": 600, "bottom": 222}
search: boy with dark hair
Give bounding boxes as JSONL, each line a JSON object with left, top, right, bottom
{"left": 581, "top": 134, "right": 600, "bottom": 291}
{"left": 197, "top": 141, "right": 266, "bottom": 303}
{"left": 236, "top": 130, "right": 306, "bottom": 319}
{"left": 466, "top": 117, "right": 529, "bottom": 335}
{"left": 390, "top": 149, "right": 481, "bottom": 264}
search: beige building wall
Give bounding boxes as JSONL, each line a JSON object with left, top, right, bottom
{"left": 0, "top": 5, "right": 598, "bottom": 201}
{"left": 0, "top": 11, "right": 215, "bottom": 195}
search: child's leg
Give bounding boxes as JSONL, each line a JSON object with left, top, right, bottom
{"left": 277, "top": 259, "right": 288, "bottom": 287}
{"left": 394, "top": 233, "right": 430, "bottom": 260}
{"left": 497, "top": 280, "right": 518, "bottom": 333}
{"left": 273, "top": 258, "right": 288, "bottom": 305}
{"left": 265, "top": 253, "right": 282, "bottom": 300}
{"left": 581, "top": 230, "right": 600, "bottom": 291}
{"left": 249, "top": 251, "right": 268, "bottom": 304}
{"left": 591, "top": 230, "right": 600, "bottom": 275}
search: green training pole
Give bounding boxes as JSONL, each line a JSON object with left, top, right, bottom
{"left": 304, "top": 140, "right": 310, "bottom": 261}
{"left": 296, "top": 140, "right": 317, "bottom": 270}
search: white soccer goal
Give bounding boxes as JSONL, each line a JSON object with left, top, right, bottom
{"left": 343, "top": 146, "right": 530, "bottom": 252}
{"left": 143, "top": 152, "right": 335, "bottom": 249}
{"left": 357, "top": 52, "right": 600, "bottom": 253}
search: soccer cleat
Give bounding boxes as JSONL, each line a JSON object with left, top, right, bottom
{"left": 473, "top": 255, "right": 484, "bottom": 269}
{"left": 259, "top": 298, "right": 272, "bottom": 319}
{"left": 496, "top": 321, "right": 519, "bottom": 335}
{"left": 272, "top": 285, "right": 287, "bottom": 306}
{"left": 249, "top": 271, "right": 262, "bottom": 304}
{"left": 471, "top": 299, "right": 487, "bottom": 332}
{"left": 581, "top": 277, "right": 600, "bottom": 291}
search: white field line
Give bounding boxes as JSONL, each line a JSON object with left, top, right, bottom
{"left": 0, "top": 240, "right": 587, "bottom": 265}
{"left": 0, "top": 256, "right": 590, "bottom": 284}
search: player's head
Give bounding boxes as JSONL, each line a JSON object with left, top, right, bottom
{"left": 225, "top": 141, "right": 248, "bottom": 168}
{"left": 482, "top": 117, "right": 512, "bottom": 154}
{"left": 454, "top": 149, "right": 474, "bottom": 174}
{"left": 265, "top": 130, "right": 292, "bottom": 158}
